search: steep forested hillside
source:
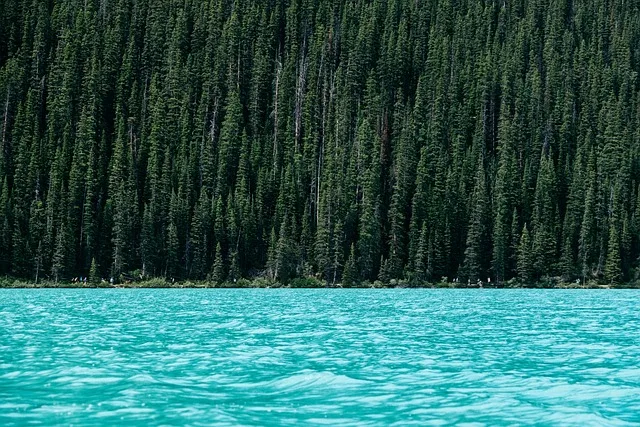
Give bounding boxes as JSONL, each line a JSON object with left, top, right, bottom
{"left": 1, "top": 0, "right": 640, "bottom": 285}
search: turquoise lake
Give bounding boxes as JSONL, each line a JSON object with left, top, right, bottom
{"left": 1, "top": 289, "right": 639, "bottom": 426}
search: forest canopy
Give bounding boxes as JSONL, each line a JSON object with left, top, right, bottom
{"left": 1, "top": 0, "right": 640, "bottom": 285}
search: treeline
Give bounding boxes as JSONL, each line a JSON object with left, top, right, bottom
{"left": 1, "top": 0, "right": 640, "bottom": 285}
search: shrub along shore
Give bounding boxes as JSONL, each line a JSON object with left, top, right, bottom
{"left": 0, "top": 276, "right": 634, "bottom": 289}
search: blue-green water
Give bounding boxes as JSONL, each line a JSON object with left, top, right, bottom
{"left": 1, "top": 289, "right": 639, "bottom": 426}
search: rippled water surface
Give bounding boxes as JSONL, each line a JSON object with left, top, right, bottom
{"left": 1, "top": 289, "right": 639, "bottom": 426}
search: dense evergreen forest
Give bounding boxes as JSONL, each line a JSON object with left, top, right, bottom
{"left": 1, "top": 0, "right": 640, "bottom": 286}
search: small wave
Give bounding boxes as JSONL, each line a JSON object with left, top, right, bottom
{"left": 129, "top": 373, "right": 159, "bottom": 384}
{"left": 94, "top": 407, "right": 155, "bottom": 418}
{"left": 249, "top": 327, "right": 273, "bottom": 335}
{"left": 269, "top": 371, "right": 369, "bottom": 392}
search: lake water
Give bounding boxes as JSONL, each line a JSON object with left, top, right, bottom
{"left": 0, "top": 289, "right": 639, "bottom": 426}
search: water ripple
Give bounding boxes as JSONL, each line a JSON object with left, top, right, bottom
{"left": 0, "top": 289, "right": 639, "bottom": 425}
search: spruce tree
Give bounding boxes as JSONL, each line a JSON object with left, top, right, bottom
{"left": 342, "top": 244, "right": 358, "bottom": 286}
{"left": 210, "top": 242, "right": 225, "bottom": 284}
{"left": 462, "top": 159, "right": 489, "bottom": 282}
{"left": 517, "top": 224, "right": 533, "bottom": 283}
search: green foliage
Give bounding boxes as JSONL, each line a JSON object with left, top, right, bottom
{"left": 517, "top": 225, "right": 533, "bottom": 283}
{"left": 209, "top": 243, "right": 225, "bottom": 284}
{"left": 461, "top": 159, "right": 489, "bottom": 282}
{"left": 342, "top": 244, "right": 358, "bottom": 286}
{"left": 89, "top": 258, "right": 99, "bottom": 283}
{"left": 289, "top": 277, "right": 324, "bottom": 288}
{"left": 0, "top": 0, "right": 639, "bottom": 286}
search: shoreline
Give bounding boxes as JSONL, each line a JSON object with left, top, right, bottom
{"left": 0, "top": 278, "right": 636, "bottom": 289}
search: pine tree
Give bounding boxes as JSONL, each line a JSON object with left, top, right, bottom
{"left": 51, "top": 221, "right": 67, "bottom": 283}
{"left": 89, "top": 258, "right": 99, "bottom": 284}
{"left": 189, "top": 191, "right": 209, "bottom": 279}
{"left": 342, "top": 244, "right": 358, "bottom": 286}
{"left": 29, "top": 198, "right": 45, "bottom": 281}
{"left": 605, "top": 220, "right": 622, "bottom": 285}
{"left": 216, "top": 87, "right": 243, "bottom": 198}
{"left": 140, "top": 204, "right": 155, "bottom": 278}
{"left": 462, "top": 159, "right": 489, "bottom": 282}
{"left": 579, "top": 148, "right": 599, "bottom": 282}
{"left": 110, "top": 115, "right": 136, "bottom": 277}
{"left": 210, "top": 242, "right": 225, "bottom": 284}
{"left": 357, "top": 113, "right": 382, "bottom": 282}
{"left": 532, "top": 152, "right": 559, "bottom": 278}
{"left": 605, "top": 184, "right": 623, "bottom": 285}
{"left": 414, "top": 223, "right": 429, "bottom": 283}
{"left": 517, "top": 224, "right": 533, "bottom": 283}
{"left": 492, "top": 106, "right": 518, "bottom": 283}
{"left": 166, "top": 220, "right": 180, "bottom": 279}
{"left": 0, "top": 180, "right": 12, "bottom": 274}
